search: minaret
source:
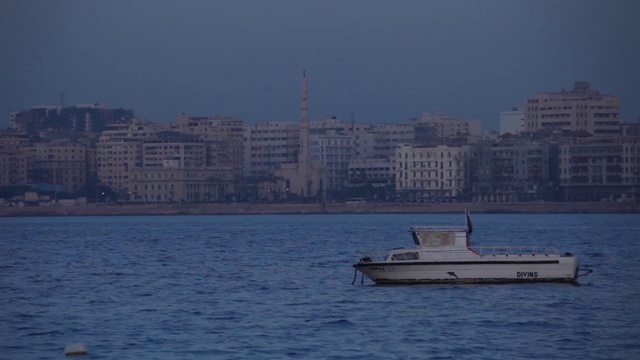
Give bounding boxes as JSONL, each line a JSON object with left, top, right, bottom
{"left": 299, "top": 70, "right": 311, "bottom": 177}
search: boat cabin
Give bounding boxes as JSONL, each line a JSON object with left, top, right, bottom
{"left": 408, "top": 225, "right": 470, "bottom": 249}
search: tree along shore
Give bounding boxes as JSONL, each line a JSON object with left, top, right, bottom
{"left": 0, "top": 201, "right": 638, "bottom": 217}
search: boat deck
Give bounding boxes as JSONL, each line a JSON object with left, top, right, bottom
{"left": 356, "top": 246, "right": 563, "bottom": 263}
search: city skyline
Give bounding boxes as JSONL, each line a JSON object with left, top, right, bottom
{"left": 2, "top": 0, "right": 639, "bottom": 130}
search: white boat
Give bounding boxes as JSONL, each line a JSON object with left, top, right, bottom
{"left": 353, "top": 211, "right": 592, "bottom": 285}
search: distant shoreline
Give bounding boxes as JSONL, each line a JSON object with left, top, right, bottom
{"left": 1, "top": 202, "right": 638, "bottom": 217}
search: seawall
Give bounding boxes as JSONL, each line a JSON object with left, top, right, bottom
{"left": 0, "top": 202, "right": 638, "bottom": 217}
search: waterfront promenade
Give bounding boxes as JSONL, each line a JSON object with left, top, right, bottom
{"left": 0, "top": 201, "right": 638, "bottom": 217}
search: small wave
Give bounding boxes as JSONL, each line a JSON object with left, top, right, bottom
{"left": 587, "top": 252, "right": 605, "bottom": 258}
{"left": 16, "top": 313, "right": 36, "bottom": 319}
{"left": 25, "top": 330, "right": 61, "bottom": 337}
{"left": 136, "top": 308, "right": 158, "bottom": 313}
{"left": 324, "top": 319, "right": 354, "bottom": 327}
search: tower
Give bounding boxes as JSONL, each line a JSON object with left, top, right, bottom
{"left": 275, "top": 70, "right": 327, "bottom": 199}
{"left": 299, "top": 70, "right": 311, "bottom": 181}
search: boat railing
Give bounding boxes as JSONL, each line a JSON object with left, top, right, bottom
{"left": 409, "top": 225, "right": 468, "bottom": 232}
{"left": 356, "top": 251, "right": 389, "bottom": 263}
{"left": 470, "top": 246, "right": 560, "bottom": 256}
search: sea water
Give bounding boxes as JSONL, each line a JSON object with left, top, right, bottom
{"left": 1, "top": 213, "right": 639, "bottom": 359}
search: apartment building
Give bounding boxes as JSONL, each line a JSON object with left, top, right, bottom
{"left": 395, "top": 144, "right": 470, "bottom": 201}
{"left": 310, "top": 116, "right": 376, "bottom": 159}
{"left": 0, "top": 132, "right": 31, "bottom": 147}
{"left": 559, "top": 136, "right": 640, "bottom": 201}
{"left": 0, "top": 149, "right": 31, "bottom": 186}
{"left": 10, "top": 104, "right": 134, "bottom": 134}
{"left": 96, "top": 120, "right": 159, "bottom": 191}
{"left": 310, "top": 130, "right": 355, "bottom": 190}
{"left": 175, "top": 114, "right": 244, "bottom": 177}
{"left": 347, "top": 157, "right": 395, "bottom": 186}
{"left": 242, "top": 121, "right": 299, "bottom": 177}
{"left": 142, "top": 133, "right": 206, "bottom": 169}
{"left": 32, "top": 142, "right": 88, "bottom": 194}
{"left": 414, "top": 112, "right": 483, "bottom": 143}
{"left": 9, "top": 105, "right": 60, "bottom": 134}
{"left": 470, "top": 140, "right": 559, "bottom": 202}
{"left": 0, "top": 132, "right": 32, "bottom": 186}
{"left": 524, "top": 81, "right": 621, "bottom": 135}
{"left": 374, "top": 123, "right": 415, "bottom": 158}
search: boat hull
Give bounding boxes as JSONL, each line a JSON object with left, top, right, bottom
{"left": 354, "top": 258, "right": 579, "bottom": 285}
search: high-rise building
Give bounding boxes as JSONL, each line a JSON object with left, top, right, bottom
{"left": 500, "top": 107, "right": 524, "bottom": 135}
{"left": 9, "top": 104, "right": 134, "bottom": 134}
{"left": 524, "top": 81, "right": 621, "bottom": 135}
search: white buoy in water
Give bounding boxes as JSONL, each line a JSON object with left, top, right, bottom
{"left": 64, "top": 342, "right": 88, "bottom": 356}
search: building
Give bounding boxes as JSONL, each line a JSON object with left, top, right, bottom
{"left": 96, "top": 120, "right": 159, "bottom": 192}
{"left": 524, "top": 81, "right": 621, "bottom": 135}
{"left": 142, "top": 133, "right": 207, "bottom": 169}
{"left": 242, "top": 121, "right": 299, "bottom": 177}
{"left": 9, "top": 104, "right": 134, "bottom": 135}
{"left": 128, "top": 167, "right": 234, "bottom": 203}
{"left": 310, "top": 130, "right": 354, "bottom": 190}
{"left": 309, "top": 116, "right": 376, "bottom": 160}
{"left": 395, "top": 144, "right": 470, "bottom": 201}
{"left": 348, "top": 157, "right": 395, "bottom": 187}
{"left": 373, "top": 123, "right": 415, "bottom": 158}
{"left": 559, "top": 136, "right": 640, "bottom": 201}
{"left": 175, "top": 114, "right": 244, "bottom": 178}
{"left": 0, "top": 147, "right": 31, "bottom": 187}
{"left": 500, "top": 107, "right": 524, "bottom": 135}
{"left": 414, "top": 112, "right": 483, "bottom": 143}
{"left": 32, "top": 142, "right": 88, "bottom": 195}
{"left": 470, "top": 140, "right": 559, "bottom": 202}
{"left": 9, "top": 105, "right": 61, "bottom": 134}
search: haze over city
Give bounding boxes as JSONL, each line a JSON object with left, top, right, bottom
{"left": 2, "top": 0, "right": 639, "bottom": 130}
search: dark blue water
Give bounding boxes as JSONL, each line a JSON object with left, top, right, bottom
{"left": 1, "top": 214, "right": 639, "bottom": 359}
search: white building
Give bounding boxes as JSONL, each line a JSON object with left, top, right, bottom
{"left": 524, "top": 81, "right": 621, "bottom": 135}
{"left": 396, "top": 144, "right": 470, "bottom": 201}
{"left": 500, "top": 107, "right": 525, "bottom": 135}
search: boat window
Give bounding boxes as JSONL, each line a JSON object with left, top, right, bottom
{"left": 391, "top": 252, "right": 419, "bottom": 261}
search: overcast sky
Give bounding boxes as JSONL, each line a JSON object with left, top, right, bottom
{"left": 1, "top": 0, "right": 639, "bottom": 130}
